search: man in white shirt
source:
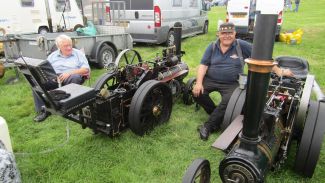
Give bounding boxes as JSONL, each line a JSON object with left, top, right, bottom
{"left": 33, "top": 34, "right": 90, "bottom": 122}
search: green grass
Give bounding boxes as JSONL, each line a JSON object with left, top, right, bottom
{"left": 1, "top": 1, "right": 325, "bottom": 182}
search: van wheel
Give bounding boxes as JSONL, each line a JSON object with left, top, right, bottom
{"left": 38, "top": 27, "right": 49, "bottom": 34}
{"left": 166, "top": 30, "right": 175, "bottom": 47}
{"left": 275, "top": 34, "right": 280, "bottom": 42}
{"left": 203, "top": 22, "right": 208, "bottom": 34}
{"left": 97, "top": 45, "right": 116, "bottom": 69}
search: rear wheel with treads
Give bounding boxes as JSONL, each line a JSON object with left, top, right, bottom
{"left": 221, "top": 87, "right": 246, "bottom": 131}
{"left": 294, "top": 75, "right": 314, "bottom": 133}
{"left": 294, "top": 101, "right": 325, "bottom": 177}
{"left": 128, "top": 80, "right": 172, "bottom": 136}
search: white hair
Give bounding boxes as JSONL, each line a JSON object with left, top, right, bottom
{"left": 55, "top": 34, "right": 72, "bottom": 47}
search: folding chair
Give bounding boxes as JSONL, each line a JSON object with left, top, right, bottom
{"left": 15, "top": 57, "right": 96, "bottom": 124}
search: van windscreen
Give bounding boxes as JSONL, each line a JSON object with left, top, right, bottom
{"left": 110, "top": 0, "right": 153, "bottom": 10}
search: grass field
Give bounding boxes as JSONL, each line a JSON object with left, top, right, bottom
{"left": 1, "top": 0, "right": 325, "bottom": 182}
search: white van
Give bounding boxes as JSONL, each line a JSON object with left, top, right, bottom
{"left": 226, "top": 0, "right": 284, "bottom": 40}
{"left": 0, "top": 0, "right": 84, "bottom": 35}
{"left": 106, "top": 0, "right": 209, "bottom": 46}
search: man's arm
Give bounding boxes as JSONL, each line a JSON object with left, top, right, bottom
{"left": 193, "top": 64, "right": 208, "bottom": 97}
{"left": 58, "top": 68, "right": 89, "bottom": 82}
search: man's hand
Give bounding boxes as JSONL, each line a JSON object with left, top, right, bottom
{"left": 58, "top": 73, "right": 71, "bottom": 82}
{"left": 282, "top": 68, "right": 294, "bottom": 77}
{"left": 193, "top": 64, "right": 208, "bottom": 97}
{"left": 192, "top": 83, "right": 204, "bottom": 97}
{"left": 272, "top": 66, "right": 295, "bottom": 77}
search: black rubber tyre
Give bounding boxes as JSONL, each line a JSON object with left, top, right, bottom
{"left": 294, "top": 101, "right": 318, "bottom": 175}
{"left": 92, "top": 72, "right": 118, "bottom": 92}
{"left": 114, "top": 49, "right": 142, "bottom": 69}
{"left": 97, "top": 44, "right": 116, "bottom": 69}
{"left": 182, "top": 77, "right": 196, "bottom": 105}
{"left": 128, "top": 80, "right": 172, "bottom": 136}
{"left": 294, "top": 101, "right": 325, "bottom": 177}
{"left": 168, "top": 79, "right": 182, "bottom": 102}
{"left": 182, "top": 158, "right": 211, "bottom": 183}
{"left": 275, "top": 34, "right": 280, "bottom": 42}
{"left": 294, "top": 75, "right": 314, "bottom": 133}
{"left": 303, "top": 101, "right": 325, "bottom": 177}
{"left": 166, "top": 30, "right": 175, "bottom": 47}
{"left": 202, "top": 21, "right": 209, "bottom": 34}
{"left": 221, "top": 87, "right": 246, "bottom": 131}
{"left": 38, "top": 26, "right": 49, "bottom": 34}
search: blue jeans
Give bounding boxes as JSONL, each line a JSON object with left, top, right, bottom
{"left": 33, "top": 74, "right": 85, "bottom": 112}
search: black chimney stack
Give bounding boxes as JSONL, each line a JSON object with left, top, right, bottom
{"left": 219, "top": 14, "right": 279, "bottom": 183}
{"left": 174, "top": 22, "right": 182, "bottom": 61}
{"left": 242, "top": 14, "right": 278, "bottom": 141}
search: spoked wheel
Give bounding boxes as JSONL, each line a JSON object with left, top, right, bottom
{"left": 115, "top": 49, "right": 142, "bottom": 69}
{"left": 182, "top": 158, "right": 211, "bottom": 183}
{"left": 294, "top": 101, "right": 325, "bottom": 177}
{"left": 183, "top": 77, "right": 196, "bottom": 105}
{"left": 220, "top": 87, "right": 246, "bottom": 131}
{"left": 128, "top": 80, "right": 172, "bottom": 136}
{"left": 93, "top": 72, "right": 119, "bottom": 93}
{"left": 38, "top": 26, "right": 49, "bottom": 34}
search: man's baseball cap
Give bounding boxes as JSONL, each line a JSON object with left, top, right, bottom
{"left": 219, "top": 22, "right": 235, "bottom": 33}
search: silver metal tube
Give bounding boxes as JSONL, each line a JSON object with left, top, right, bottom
{"left": 313, "top": 81, "right": 325, "bottom": 102}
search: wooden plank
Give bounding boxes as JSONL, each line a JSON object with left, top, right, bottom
{"left": 212, "top": 115, "right": 243, "bottom": 151}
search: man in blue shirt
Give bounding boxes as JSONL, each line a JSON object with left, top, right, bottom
{"left": 33, "top": 34, "right": 90, "bottom": 122}
{"left": 193, "top": 22, "right": 293, "bottom": 140}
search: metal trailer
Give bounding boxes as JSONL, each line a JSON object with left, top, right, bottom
{"left": 0, "top": 27, "right": 133, "bottom": 69}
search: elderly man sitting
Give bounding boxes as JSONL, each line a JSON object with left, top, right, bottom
{"left": 33, "top": 34, "right": 90, "bottom": 122}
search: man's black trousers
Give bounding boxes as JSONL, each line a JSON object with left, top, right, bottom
{"left": 194, "top": 77, "right": 238, "bottom": 131}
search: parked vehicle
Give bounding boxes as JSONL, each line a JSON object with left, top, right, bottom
{"left": 100, "top": 0, "right": 209, "bottom": 46}
{"left": 226, "top": 0, "right": 284, "bottom": 40}
{"left": 0, "top": 1, "right": 133, "bottom": 69}
{"left": 212, "top": 0, "right": 228, "bottom": 6}
{"left": 203, "top": 0, "right": 212, "bottom": 11}
{"left": 0, "top": 0, "right": 84, "bottom": 35}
